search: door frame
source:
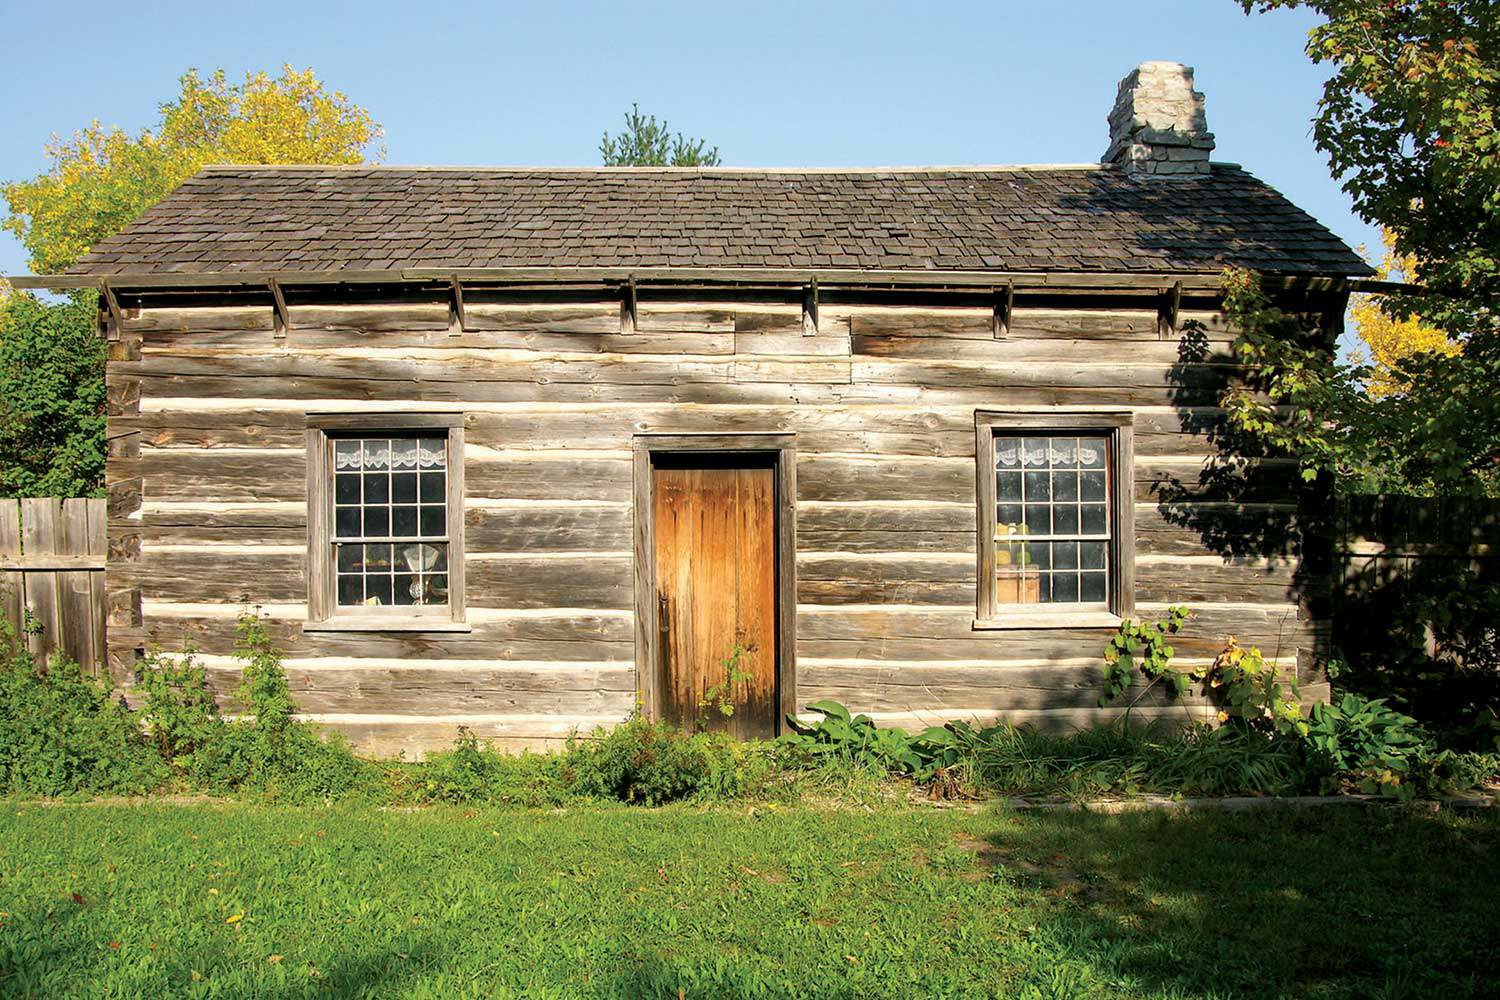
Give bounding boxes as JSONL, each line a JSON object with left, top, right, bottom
{"left": 632, "top": 433, "right": 798, "bottom": 731}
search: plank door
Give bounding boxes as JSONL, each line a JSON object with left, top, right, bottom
{"left": 652, "top": 459, "right": 779, "bottom": 738}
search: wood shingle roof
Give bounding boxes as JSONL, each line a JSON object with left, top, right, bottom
{"left": 66, "top": 164, "right": 1372, "bottom": 278}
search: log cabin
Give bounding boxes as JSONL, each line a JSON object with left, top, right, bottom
{"left": 9, "top": 62, "right": 1373, "bottom": 756}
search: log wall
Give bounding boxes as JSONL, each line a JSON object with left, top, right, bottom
{"left": 105, "top": 292, "right": 1327, "bottom": 756}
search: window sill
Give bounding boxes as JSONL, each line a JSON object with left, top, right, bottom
{"left": 303, "top": 618, "right": 472, "bottom": 634}
{"left": 973, "top": 611, "right": 1123, "bottom": 631}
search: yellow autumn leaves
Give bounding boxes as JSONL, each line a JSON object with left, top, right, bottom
{"left": 2, "top": 66, "right": 383, "bottom": 275}
{"left": 1350, "top": 228, "right": 1460, "bottom": 397}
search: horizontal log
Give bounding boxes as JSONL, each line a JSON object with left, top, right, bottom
{"left": 193, "top": 660, "right": 636, "bottom": 716}
{"left": 799, "top": 660, "right": 1209, "bottom": 713}
{"left": 141, "top": 609, "right": 633, "bottom": 660}
{"left": 305, "top": 713, "right": 628, "bottom": 758}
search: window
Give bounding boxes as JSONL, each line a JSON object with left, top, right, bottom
{"left": 306, "top": 415, "right": 466, "bottom": 630}
{"left": 975, "top": 412, "right": 1133, "bottom": 627}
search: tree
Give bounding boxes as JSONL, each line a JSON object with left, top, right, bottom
{"left": 600, "top": 104, "right": 721, "bottom": 167}
{"left": 0, "top": 293, "right": 105, "bottom": 497}
{"left": 1349, "top": 229, "right": 1459, "bottom": 397}
{"left": 4, "top": 66, "right": 383, "bottom": 275}
{"left": 0, "top": 66, "right": 382, "bottom": 498}
{"left": 1231, "top": 1, "right": 1499, "bottom": 495}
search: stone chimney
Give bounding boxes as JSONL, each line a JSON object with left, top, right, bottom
{"left": 1103, "top": 61, "right": 1215, "bottom": 175}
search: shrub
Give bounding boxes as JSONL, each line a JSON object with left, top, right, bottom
{"left": 136, "top": 647, "right": 221, "bottom": 764}
{"left": 410, "top": 729, "right": 570, "bottom": 807}
{"left": 0, "top": 619, "right": 164, "bottom": 796}
{"left": 563, "top": 715, "right": 741, "bottom": 805}
{"left": 161, "top": 612, "right": 379, "bottom": 802}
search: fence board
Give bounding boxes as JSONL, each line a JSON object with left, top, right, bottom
{"left": 0, "top": 498, "right": 108, "bottom": 672}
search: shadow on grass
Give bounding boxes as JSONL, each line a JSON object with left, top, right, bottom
{"left": 0, "top": 904, "right": 439, "bottom": 1000}
{"left": 980, "top": 806, "right": 1499, "bottom": 999}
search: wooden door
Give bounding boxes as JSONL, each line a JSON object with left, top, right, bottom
{"left": 652, "top": 459, "right": 779, "bottom": 738}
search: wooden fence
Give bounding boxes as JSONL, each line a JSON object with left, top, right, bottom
{"left": 1333, "top": 494, "right": 1500, "bottom": 665}
{"left": 0, "top": 498, "right": 107, "bottom": 673}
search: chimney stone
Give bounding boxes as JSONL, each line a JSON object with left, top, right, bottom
{"left": 1103, "top": 61, "right": 1215, "bottom": 176}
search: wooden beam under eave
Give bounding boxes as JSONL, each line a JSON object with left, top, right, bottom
{"left": 268, "top": 278, "right": 290, "bottom": 338}
{"left": 992, "top": 281, "right": 1014, "bottom": 339}
{"left": 802, "top": 277, "right": 819, "bottom": 336}
{"left": 1157, "top": 280, "right": 1182, "bottom": 339}
{"left": 450, "top": 276, "right": 469, "bottom": 335}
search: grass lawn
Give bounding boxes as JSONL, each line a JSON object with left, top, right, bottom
{"left": 1, "top": 801, "right": 1496, "bottom": 999}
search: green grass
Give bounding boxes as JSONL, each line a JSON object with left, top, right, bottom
{"left": 1, "top": 802, "right": 1497, "bottom": 999}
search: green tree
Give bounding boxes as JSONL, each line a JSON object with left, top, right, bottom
{"left": 0, "top": 66, "right": 382, "bottom": 498}
{"left": 0, "top": 293, "right": 105, "bottom": 497}
{"left": 600, "top": 104, "right": 721, "bottom": 167}
{"left": 1231, "top": 0, "right": 1499, "bottom": 494}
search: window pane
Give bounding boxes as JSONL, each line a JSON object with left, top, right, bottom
{"left": 1081, "top": 470, "right": 1107, "bottom": 501}
{"left": 1081, "top": 504, "right": 1108, "bottom": 535}
{"left": 997, "top": 472, "right": 1023, "bottom": 502}
{"left": 1024, "top": 470, "right": 1050, "bottom": 502}
{"left": 336, "top": 544, "right": 361, "bottom": 572}
{"left": 1054, "top": 542, "right": 1079, "bottom": 570}
{"left": 426, "top": 574, "right": 449, "bottom": 602}
{"left": 394, "top": 573, "right": 419, "bottom": 606}
{"left": 1081, "top": 572, "right": 1108, "bottom": 603}
{"left": 1052, "top": 573, "right": 1080, "bottom": 603}
{"left": 363, "top": 473, "right": 390, "bottom": 504}
{"left": 337, "top": 574, "right": 363, "bottom": 606}
{"left": 365, "top": 506, "right": 390, "bottom": 537}
{"left": 1024, "top": 504, "right": 1049, "bottom": 534}
{"left": 334, "top": 440, "right": 362, "bottom": 470}
{"left": 420, "top": 472, "right": 446, "bottom": 502}
{"left": 1021, "top": 438, "right": 1049, "bottom": 467}
{"left": 392, "top": 505, "right": 418, "bottom": 537}
{"left": 335, "top": 507, "right": 360, "bottom": 538}
{"left": 419, "top": 438, "right": 446, "bottom": 469}
{"left": 1078, "top": 439, "right": 1106, "bottom": 468}
{"left": 391, "top": 439, "right": 419, "bottom": 471}
{"left": 335, "top": 474, "right": 360, "bottom": 505}
{"left": 363, "top": 440, "right": 391, "bottom": 471}
{"left": 420, "top": 505, "right": 446, "bottom": 537}
{"left": 1049, "top": 438, "right": 1078, "bottom": 467}
{"left": 995, "top": 437, "right": 1022, "bottom": 469}
{"left": 997, "top": 503, "right": 1022, "bottom": 527}
{"left": 1053, "top": 471, "right": 1078, "bottom": 502}
{"left": 1052, "top": 503, "right": 1079, "bottom": 534}
{"left": 366, "top": 574, "right": 393, "bottom": 606}
{"left": 1081, "top": 541, "right": 1107, "bottom": 570}
{"left": 392, "top": 472, "right": 418, "bottom": 503}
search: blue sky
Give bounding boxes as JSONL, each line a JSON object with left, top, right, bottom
{"left": 0, "top": 0, "right": 1376, "bottom": 280}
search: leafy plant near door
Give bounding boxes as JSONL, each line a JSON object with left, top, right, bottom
{"left": 698, "top": 641, "right": 753, "bottom": 724}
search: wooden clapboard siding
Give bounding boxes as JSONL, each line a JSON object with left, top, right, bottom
{"left": 112, "top": 289, "right": 1330, "bottom": 755}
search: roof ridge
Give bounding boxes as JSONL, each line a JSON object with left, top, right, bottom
{"left": 193, "top": 163, "right": 1130, "bottom": 175}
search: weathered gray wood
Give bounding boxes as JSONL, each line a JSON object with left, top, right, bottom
{"left": 116, "top": 285, "right": 1325, "bottom": 741}
{"left": 0, "top": 502, "right": 22, "bottom": 647}
{"left": 19, "top": 500, "right": 61, "bottom": 661}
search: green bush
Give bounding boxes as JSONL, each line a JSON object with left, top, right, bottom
{"left": 0, "top": 292, "right": 106, "bottom": 498}
{"left": 409, "top": 729, "right": 570, "bottom": 807}
{"left": 180, "top": 614, "right": 378, "bottom": 801}
{"left": 0, "top": 620, "right": 164, "bottom": 796}
{"left": 563, "top": 715, "right": 745, "bottom": 806}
